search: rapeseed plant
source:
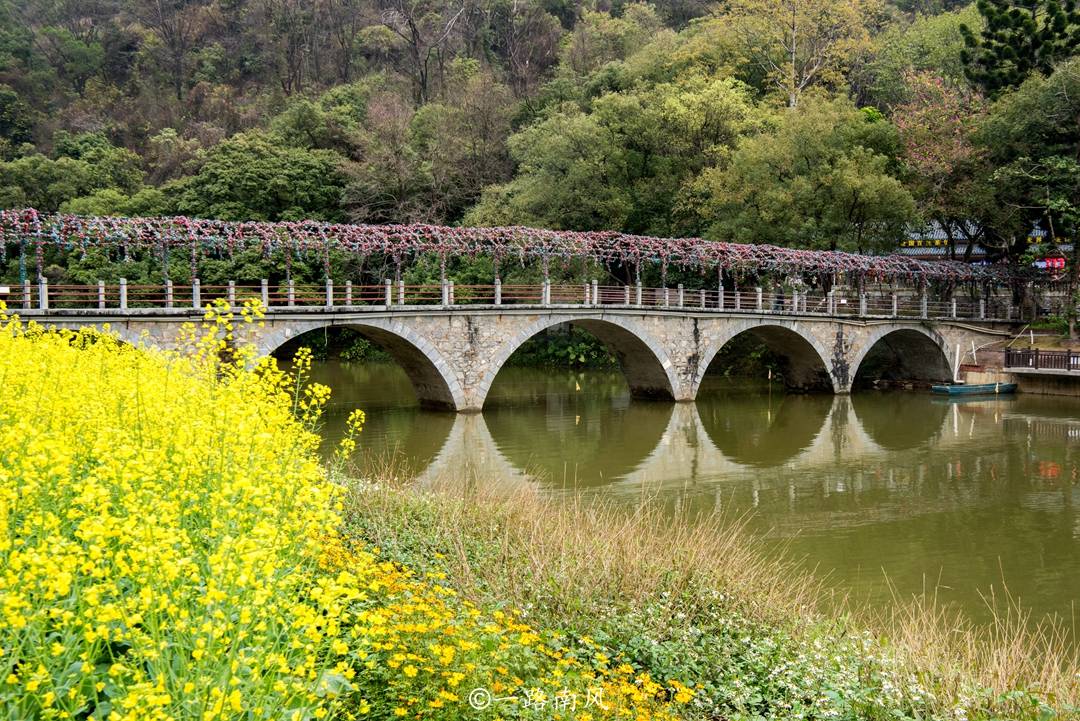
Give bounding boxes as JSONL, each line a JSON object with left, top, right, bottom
{"left": 0, "top": 301, "right": 691, "bottom": 720}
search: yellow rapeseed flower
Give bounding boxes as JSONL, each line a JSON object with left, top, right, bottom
{"left": 0, "top": 302, "right": 689, "bottom": 721}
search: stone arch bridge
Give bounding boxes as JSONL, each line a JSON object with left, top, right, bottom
{"left": 21, "top": 281, "right": 1012, "bottom": 411}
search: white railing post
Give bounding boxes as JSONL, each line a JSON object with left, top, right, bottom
{"left": 624, "top": 285, "right": 630, "bottom": 304}
{"left": 98, "top": 280, "right": 106, "bottom": 310}
{"left": 345, "top": 280, "right": 353, "bottom": 306}
{"left": 543, "top": 280, "right": 551, "bottom": 306}
{"left": 448, "top": 280, "right": 455, "bottom": 305}
{"left": 979, "top": 298, "right": 986, "bottom": 320}
{"left": 826, "top": 290, "right": 834, "bottom": 315}
{"left": 735, "top": 289, "right": 741, "bottom": 311}
{"left": 22, "top": 280, "right": 31, "bottom": 310}
{"left": 590, "top": 279, "right": 598, "bottom": 306}
{"left": 287, "top": 279, "right": 295, "bottom": 307}
{"left": 398, "top": 279, "right": 405, "bottom": 305}
{"left": 792, "top": 290, "right": 799, "bottom": 313}
{"left": 635, "top": 281, "right": 642, "bottom": 307}
{"left": 495, "top": 278, "right": 502, "bottom": 305}
{"left": 38, "top": 277, "right": 48, "bottom": 311}
{"left": 859, "top": 293, "right": 867, "bottom": 317}
{"left": 119, "top": 278, "right": 128, "bottom": 311}
{"left": 228, "top": 280, "right": 236, "bottom": 309}
{"left": 260, "top": 279, "right": 268, "bottom": 308}
{"left": 699, "top": 289, "right": 706, "bottom": 308}
{"left": 192, "top": 279, "right": 201, "bottom": 309}
{"left": 755, "top": 287, "right": 762, "bottom": 312}
{"left": 664, "top": 287, "right": 671, "bottom": 307}
{"left": 385, "top": 279, "right": 393, "bottom": 307}
{"left": 166, "top": 279, "right": 174, "bottom": 309}
{"left": 584, "top": 282, "right": 591, "bottom": 305}
{"left": 920, "top": 289, "right": 928, "bottom": 319}
{"left": 325, "top": 279, "right": 333, "bottom": 307}
{"left": 891, "top": 293, "right": 897, "bottom": 318}
{"left": 950, "top": 297, "right": 957, "bottom": 319}
{"left": 441, "top": 279, "right": 449, "bottom": 306}
{"left": 718, "top": 286, "right": 724, "bottom": 310}
{"left": 677, "top": 283, "right": 685, "bottom": 307}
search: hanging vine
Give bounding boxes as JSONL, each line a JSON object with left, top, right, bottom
{"left": 0, "top": 208, "right": 1029, "bottom": 286}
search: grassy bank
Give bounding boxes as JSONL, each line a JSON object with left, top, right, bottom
{"left": 344, "top": 478, "right": 1080, "bottom": 721}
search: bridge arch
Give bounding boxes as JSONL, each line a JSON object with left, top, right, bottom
{"left": 474, "top": 315, "right": 682, "bottom": 410}
{"left": 693, "top": 322, "right": 837, "bottom": 394}
{"left": 849, "top": 326, "right": 952, "bottom": 390}
{"left": 259, "top": 319, "right": 466, "bottom": 411}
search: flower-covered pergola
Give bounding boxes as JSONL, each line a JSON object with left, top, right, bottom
{"left": 0, "top": 208, "right": 1023, "bottom": 286}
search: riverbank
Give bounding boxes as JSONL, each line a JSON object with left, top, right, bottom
{"left": 344, "top": 476, "right": 1080, "bottom": 721}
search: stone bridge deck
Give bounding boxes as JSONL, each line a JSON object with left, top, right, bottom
{"left": 14, "top": 281, "right": 1015, "bottom": 412}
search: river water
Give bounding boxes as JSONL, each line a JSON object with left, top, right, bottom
{"left": 312, "top": 360, "right": 1080, "bottom": 628}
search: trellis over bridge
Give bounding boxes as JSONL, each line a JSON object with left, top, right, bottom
{"left": 15, "top": 279, "right": 1013, "bottom": 412}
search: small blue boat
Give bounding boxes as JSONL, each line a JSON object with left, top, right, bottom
{"left": 931, "top": 382, "right": 1017, "bottom": 395}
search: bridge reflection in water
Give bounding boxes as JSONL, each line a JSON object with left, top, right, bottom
{"left": 314, "top": 362, "right": 1080, "bottom": 626}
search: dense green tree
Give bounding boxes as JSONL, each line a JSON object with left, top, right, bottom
{"left": 960, "top": 0, "right": 1080, "bottom": 96}
{"left": 467, "top": 74, "right": 758, "bottom": 235}
{"left": 977, "top": 60, "right": 1080, "bottom": 332}
{"left": 53, "top": 131, "right": 144, "bottom": 192}
{"left": 0, "top": 84, "right": 34, "bottom": 157}
{"left": 862, "top": 5, "right": 980, "bottom": 107}
{"left": 125, "top": 0, "right": 213, "bottom": 100}
{"left": 36, "top": 25, "right": 105, "bottom": 95}
{"left": 692, "top": 97, "right": 916, "bottom": 252}
{"left": 0, "top": 132, "right": 142, "bottom": 210}
{"left": 59, "top": 186, "right": 169, "bottom": 216}
{"left": 0, "top": 154, "right": 100, "bottom": 210}
{"left": 720, "top": 0, "right": 883, "bottom": 107}
{"left": 557, "top": 4, "right": 664, "bottom": 78}
{"left": 976, "top": 57, "right": 1080, "bottom": 245}
{"left": 170, "top": 131, "right": 348, "bottom": 221}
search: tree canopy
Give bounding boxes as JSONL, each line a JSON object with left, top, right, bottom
{"left": 0, "top": 0, "right": 1076, "bottom": 280}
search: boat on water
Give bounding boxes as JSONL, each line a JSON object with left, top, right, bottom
{"left": 931, "top": 382, "right": 1017, "bottom": 396}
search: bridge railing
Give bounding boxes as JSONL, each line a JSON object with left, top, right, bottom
{"left": 1005, "top": 348, "right": 1080, "bottom": 372}
{"left": 4, "top": 278, "right": 1023, "bottom": 322}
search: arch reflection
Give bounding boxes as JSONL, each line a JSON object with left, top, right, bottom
{"left": 697, "top": 391, "right": 833, "bottom": 467}
{"left": 483, "top": 369, "right": 673, "bottom": 488}
{"left": 308, "top": 360, "right": 456, "bottom": 476}
{"left": 851, "top": 392, "right": 949, "bottom": 451}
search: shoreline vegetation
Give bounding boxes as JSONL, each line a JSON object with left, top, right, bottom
{"left": 1, "top": 305, "right": 1077, "bottom": 720}
{"left": 344, "top": 475, "right": 1080, "bottom": 721}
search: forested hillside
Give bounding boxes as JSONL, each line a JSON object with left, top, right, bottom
{"left": 0, "top": 0, "right": 1077, "bottom": 260}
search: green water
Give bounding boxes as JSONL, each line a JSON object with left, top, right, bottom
{"left": 313, "top": 360, "right": 1080, "bottom": 628}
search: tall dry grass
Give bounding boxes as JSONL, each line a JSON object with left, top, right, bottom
{"left": 879, "top": 585, "right": 1080, "bottom": 709}
{"left": 345, "top": 460, "right": 1080, "bottom": 715}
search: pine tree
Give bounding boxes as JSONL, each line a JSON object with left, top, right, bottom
{"left": 960, "top": 0, "right": 1080, "bottom": 96}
